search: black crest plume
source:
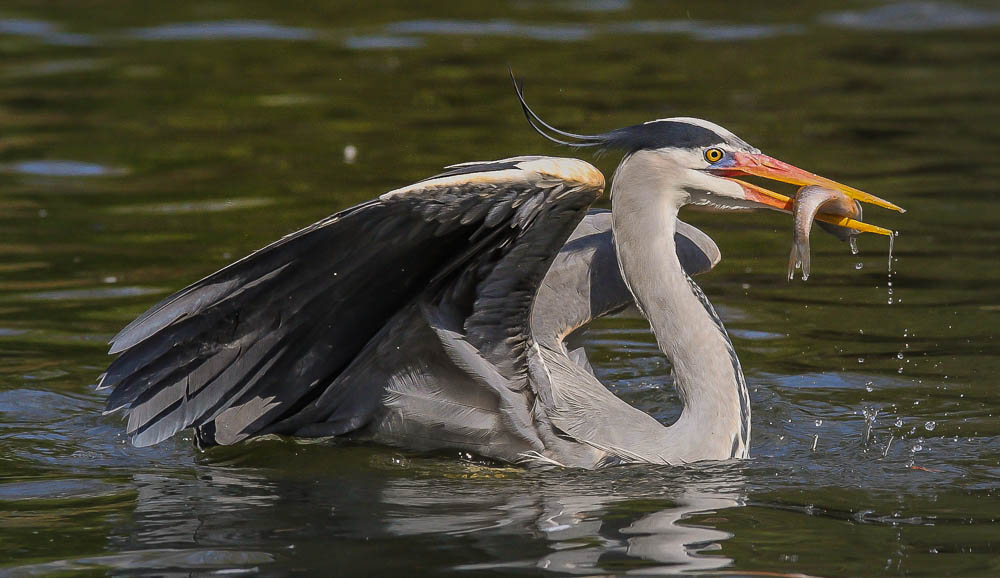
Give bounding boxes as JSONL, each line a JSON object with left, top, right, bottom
{"left": 510, "top": 70, "right": 603, "bottom": 149}
{"left": 510, "top": 71, "right": 728, "bottom": 153}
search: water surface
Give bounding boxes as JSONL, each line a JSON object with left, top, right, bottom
{"left": 1, "top": 1, "right": 998, "bottom": 576}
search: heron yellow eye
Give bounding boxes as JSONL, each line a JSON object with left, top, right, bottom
{"left": 704, "top": 148, "right": 724, "bottom": 163}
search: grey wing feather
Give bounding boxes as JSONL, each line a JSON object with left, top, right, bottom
{"left": 532, "top": 209, "right": 721, "bottom": 350}
{"left": 675, "top": 219, "right": 721, "bottom": 276}
{"left": 102, "top": 155, "right": 604, "bottom": 448}
{"left": 567, "top": 346, "right": 594, "bottom": 374}
{"left": 463, "top": 180, "right": 600, "bottom": 389}
{"left": 529, "top": 343, "right": 676, "bottom": 465}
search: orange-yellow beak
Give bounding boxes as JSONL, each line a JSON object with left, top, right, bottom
{"left": 711, "top": 151, "right": 903, "bottom": 236}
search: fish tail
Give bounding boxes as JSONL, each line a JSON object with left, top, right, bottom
{"left": 787, "top": 238, "right": 811, "bottom": 281}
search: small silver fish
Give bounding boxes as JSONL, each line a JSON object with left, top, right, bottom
{"left": 789, "top": 185, "right": 862, "bottom": 281}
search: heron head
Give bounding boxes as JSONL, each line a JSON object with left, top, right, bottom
{"left": 513, "top": 79, "right": 903, "bottom": 235}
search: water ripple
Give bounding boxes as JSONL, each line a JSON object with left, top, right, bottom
{"left": 344, "top": 35, "right": 424, "bottom": 50}
{"left": 387, "top": 19, "right": 593, "bottom": 41}
{"left": 3, "top": 59, "right": 106, "bottom": 79}
{"left": 822, "top": 2, "right": 1000, "bottom": 31}
{"left": 21, "top": 286, "right": 163, "bottom": 301}
{"left": 380, "top": 18, "right": 800, "bottom": 45}
{"left": 128, "top": 20, "right": 318, "bottom": 41}
{"left": 0, "top": 18, "right": 94, "bottom": 46}
{"left": 560, "top": 0, "right": 631, "bottom": 12}
{"left": 0, "top": 478, "right": 125, "bottom": 501}
{"left": 2, "top": 549, "right": 274, "bottom": 576}
{"left": 109, "top": 198, "right": 274, "bottom": 215}
{"left": 1, "top": 160, "right": 127, "bottom": 178}
{"left": 610, "top": 20, "right": 802, "bottom": 41}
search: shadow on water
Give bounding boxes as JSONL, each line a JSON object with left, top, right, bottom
{"left": 0, "top": 0, "right": 998, "bottom": 575}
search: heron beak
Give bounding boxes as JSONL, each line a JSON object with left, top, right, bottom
{"left": 712, "top": 151, "right": 903, "bottom": 236}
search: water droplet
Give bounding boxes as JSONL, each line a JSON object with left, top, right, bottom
{"left": 912, "top": 444, "right": 923, "bottom": 452}
{"left": 895, "top": 418, "right": 903, "bottom": 427}
{"left": 862, "top": 407, "right": 878, "bottom": 445}
{"left": 343, "top": 144, "right": 358, "bottom": 164}
{"left": 924, "top": 421, "right": 936, "bottom": 431}
{"left": 850, "top": 237, "right": 859, "bottom": 255}
{"left": 855, "top": 262, "right": 863, "bottom": 270}
{"left": 865, "top": 382, "right": 874, "bottom": 392}
{"left": 897, "top": 367, "right": 903, "bottom": 373}
{"left": 858, "top": 357, "right": 865, "bottom": 363}
{"left": 815, "top": 419, "right": 823, "bottom": 427}
{"left": 887, "top": 233, "right": 894, "bottom": 272}
{"left": 897, "top": 352, "right": 904, "bottom": 360}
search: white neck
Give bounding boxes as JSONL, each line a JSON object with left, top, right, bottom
{"left": 610, "top": 151, "right": 750, "bottom": 462}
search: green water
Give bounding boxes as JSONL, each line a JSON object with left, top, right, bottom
{"left": 1, "top": 1, "right": 998, "bottom": 576}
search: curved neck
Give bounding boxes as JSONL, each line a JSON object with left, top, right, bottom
{"left": 610, "top": 152, "right": 750, "bottom": 462}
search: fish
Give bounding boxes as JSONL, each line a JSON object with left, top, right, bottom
{"left": 789, "top": 185, "right": 863, "bottom": 281}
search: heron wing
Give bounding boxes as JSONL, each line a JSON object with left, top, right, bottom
{"left": 101, "top": 156, "right": 604, "bottom": 447}
{"left": 532, "top": 209, "right": 721, "bottom": 350}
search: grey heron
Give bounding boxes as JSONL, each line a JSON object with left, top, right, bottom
{"left": 99, "top": 82, "right": 901, "bottom": 468}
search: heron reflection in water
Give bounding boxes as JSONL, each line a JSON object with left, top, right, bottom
{"left": 114, "top": 456, "right": 746, "bottom": 575}
{"left": 99, "top": 78, "right": 902, "bottom": 468}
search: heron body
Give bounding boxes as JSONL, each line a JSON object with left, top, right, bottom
{"left": 100, "top": 87, "right": 901, "bottom": 468}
